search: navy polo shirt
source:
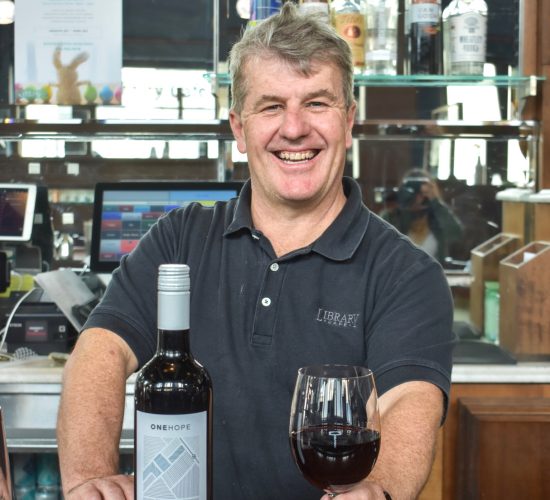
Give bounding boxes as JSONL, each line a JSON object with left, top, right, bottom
{"left": 86, "top": 177, "right": 454, "bottom": 500}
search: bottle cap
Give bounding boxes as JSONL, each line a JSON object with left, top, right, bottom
{"left": 158, "top": 264, "right": 190, "bottom": 292}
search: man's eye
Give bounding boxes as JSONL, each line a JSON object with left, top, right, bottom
{"left": 262, "top": 104, "right": 282, "bottom": 112}
{"left": 307, "top": 101, "right": 328, "bottom": 108}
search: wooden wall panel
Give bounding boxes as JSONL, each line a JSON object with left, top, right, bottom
{"left": 540, "top": 66, "right": 550, "bottom": 189}
{"left": 540, "top": 0, "right": 550, "bottom": 66}
{"left": 455, "top": 397, "right": 550, "bottom": 500}
{"left": 523, "top": 0, "right": 539, "bottom": 75}
{"left": 442, "top": 383, "right": 550, "bottom": 500}
{"left": 537, "top": 0, "right": 550, "bottom": 188}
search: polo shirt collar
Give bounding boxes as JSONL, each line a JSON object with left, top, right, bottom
{"left": 225, "top": 177, "right": 370, "bottom": 261}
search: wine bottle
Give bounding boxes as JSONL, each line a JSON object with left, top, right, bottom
{"left": 299, "top": 0, "right": 330, "bottom": 24}
{"left": 364, "top": 0, "right": 399, "bottom": 75}
{"left": 442, "top": 0, "right": 488, "bottom": 75}
{"left": 135, "top": 263, "right": 212, "bottom": 500}
{"left": 330, "top": 0, "right": 367, "bottom": 70}
{"left": 409, "top": 0, "right": 442, "bottom": 74}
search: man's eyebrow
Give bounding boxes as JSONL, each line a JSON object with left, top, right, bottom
{"left": 303, "top": 89, "right": 339, "bottom": 102}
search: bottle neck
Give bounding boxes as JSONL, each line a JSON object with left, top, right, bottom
{"left": 156, "top": 288, "right": 191, "bottom": 356}
{"left": 156, "top": 328, "right": 191, "bottom": 357}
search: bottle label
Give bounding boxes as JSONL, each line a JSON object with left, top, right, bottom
{"left": 448, "top": 13, "right": 486, "bottom": 63}
{"left": 136, "top": 410, "right": 208, "bottom": 500}
{"left": 333, "top": 12, "right": 366, "bottom": 67}
{"left": 410, "top": 2, "right": 440, "bottom": 24}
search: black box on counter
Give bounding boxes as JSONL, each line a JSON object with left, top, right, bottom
{"left": 1, "top": 294, "right": 77, "bottom": 355}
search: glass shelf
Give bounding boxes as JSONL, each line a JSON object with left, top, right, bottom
{"left": 0, "top": 120, "right": 235, "bottom": 142}
{"left": 0, "top": 119, "right": 538, "bottom": 142}
{"left": 206, "top": 73, "right": 545, "bottom": 89}
{"left": 353, "top": 74, "right": 544, "bottom": 88}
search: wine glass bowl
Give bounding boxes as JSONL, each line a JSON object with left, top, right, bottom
{"left": 289, "top": 365, "right": 380, "bottom": 496}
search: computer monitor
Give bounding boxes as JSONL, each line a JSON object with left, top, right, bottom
{"left": 90, "top": 181, "right": 243, "bottom": 273}
{"left": 0, "top": 183, "right": 37, "bottom": 242}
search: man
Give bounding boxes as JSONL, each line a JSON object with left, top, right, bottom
{"left": 57, "top": 4, "right": 453, "bottom": 499}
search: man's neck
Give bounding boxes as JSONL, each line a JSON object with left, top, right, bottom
{"left": 250, "top": 188, "right": 347, "bottom": 257}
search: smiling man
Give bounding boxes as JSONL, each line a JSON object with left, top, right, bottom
{"left": 229, "top": 56, "right": 354, "bottom": 257}
{"left": 57, "top": 4, "right": 454, "bottom": 500}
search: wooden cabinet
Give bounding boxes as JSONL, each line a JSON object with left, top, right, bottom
{"left": 419, "top": 383, "right": 550, "bottom": 500}
{"left": 456, "top": 397, "right": 550, "bottom": 499}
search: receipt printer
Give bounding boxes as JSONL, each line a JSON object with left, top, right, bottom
{"left": 2, "top": 291, "right": 78, "bottom": 354}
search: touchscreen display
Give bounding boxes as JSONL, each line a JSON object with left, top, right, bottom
{"left": 0, "top": 184, "right": 37, "bottom": 241}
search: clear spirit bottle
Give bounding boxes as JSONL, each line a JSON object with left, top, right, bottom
{"left": 442, "top": 0, "right": 488, "bottom": 75}
{"left": 364, "top": 0, "right": 399, "bottom": 75}
{"left": 299, "top": 0, "right": 330, "bottom": 24}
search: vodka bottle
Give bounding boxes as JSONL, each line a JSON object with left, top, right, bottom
{"left": 135, "top": 264, "right": 213, "bottom": 500}
{"left": 330, "top": 0, "right": 367, "bottom": 70}
{"left": 299, "top": 0, "right": 330, "bottom": 24}
{"left": 409, "top": 0, "right": 442, "bottom": 74}
{"left": 442, "top": 0, "right": 488, "bottom": 75}
{"left": 364, "top": 0, "right": 399, "bottom": 75}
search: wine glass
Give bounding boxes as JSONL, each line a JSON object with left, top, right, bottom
{"left": 289, "top": 365, "right": 381, "bottom": 496}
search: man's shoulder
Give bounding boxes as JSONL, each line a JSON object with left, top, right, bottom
{"left": 162, "top": 198, "right": 237, "bottom": 232}
{"left": 361, "top": 210, "right": 441, "bottom": 273}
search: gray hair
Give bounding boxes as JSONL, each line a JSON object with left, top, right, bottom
{"left": 228, "top": 2, "right": 354, "bottom": 114}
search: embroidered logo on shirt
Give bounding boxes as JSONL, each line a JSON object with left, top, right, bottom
{"left": 316, "top": 308, "right": 360, "bottom": 328}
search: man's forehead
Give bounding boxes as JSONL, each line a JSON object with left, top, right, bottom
{"left": 244, "top": 52, "right": 326, "bottom": 75}
{"left": 242, "top": 56, "right": 343, "bottom": 98}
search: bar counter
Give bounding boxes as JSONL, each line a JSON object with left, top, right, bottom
{"left": 1, "top": 356, "right": 549, "bottom": 384}
{"left": 0, "top": 356, "right": 549, "bottom": 452}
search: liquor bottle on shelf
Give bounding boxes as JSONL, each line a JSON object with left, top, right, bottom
{"left": 442, "top": 0, "right": 488, "bottom": 75}
{"left": 364, "top": 0, "right": 399, "bottom": 75}
{"left": 408, "top": 0, "right": 442, "bottom": 74}
{"left": 330, "top": 0, "right": 367, "bottom": 70}
{"left": 298, "top": 0, "right": 330, "bottom": 24}
{"left": 249, "top": 0, "right": 283, "bottom": 26}
{"left": 135, "top": 263, "right": 213, "bottom": 500}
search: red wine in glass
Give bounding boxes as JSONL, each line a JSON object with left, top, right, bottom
{"left": 289, "top": 365, "right": 381, "bottom": 496}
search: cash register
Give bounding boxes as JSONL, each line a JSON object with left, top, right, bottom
{"left": 0, "top": 183, "right": 77, "bottom": 355}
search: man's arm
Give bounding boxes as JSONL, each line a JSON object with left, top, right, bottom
{"left": 322, "top": 380, "right": 444, "bottom": 500}
{"left": 57, "top": 328, "right": 138, "bottom": 499}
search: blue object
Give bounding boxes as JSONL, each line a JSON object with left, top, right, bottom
{"left": 250, "top": 0, "right": 282, "bottom": 22}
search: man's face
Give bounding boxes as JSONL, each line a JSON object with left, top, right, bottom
{"left": 229, "top": 56, "right": 356, "bottom": 209}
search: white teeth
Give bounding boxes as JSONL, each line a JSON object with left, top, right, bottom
{"left": 278, "top": 150, "right": 315, "bottom": 161}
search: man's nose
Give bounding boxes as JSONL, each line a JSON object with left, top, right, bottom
{"left": 279, "top": 109, "right": 311, "bottom": 140}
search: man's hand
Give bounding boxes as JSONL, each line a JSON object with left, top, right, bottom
{"left": 65, "top": 474, "right": 134, "bottom": 500}
{"left": 419, "top": 180, "right": 440, "bottom": 202}
{"left": 320, "top": 481, "right": 389, "bottom": 499}
{"left": 57, "top": 329, "right": 138, "bottom": 498}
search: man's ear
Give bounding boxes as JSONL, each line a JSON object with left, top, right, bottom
{"left": 345, "top": 101, "right": 357, "bottom": 150}
{"left": 229, "top": 110, "right": 247, "bottom": 154}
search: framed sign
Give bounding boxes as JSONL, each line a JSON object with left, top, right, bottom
{"left": 14, "top": 0, "right": 122, "bottom": 105}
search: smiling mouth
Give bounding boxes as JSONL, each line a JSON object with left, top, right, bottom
{"left": 276, "top": 150, "right": 319, "bottom": 163}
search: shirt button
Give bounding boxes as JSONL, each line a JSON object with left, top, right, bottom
{"left": 261, "top": 297, "right": 271, "bottom": 307}
{"left": 270, "top": 263, "right": 279, "bottom": 272}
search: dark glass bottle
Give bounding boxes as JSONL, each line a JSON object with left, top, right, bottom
{"left": 409, "top": 0, "right": 442, "bottom": 74}
{"left": 134, "top": 264, "right": 212, "bottom": 500}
